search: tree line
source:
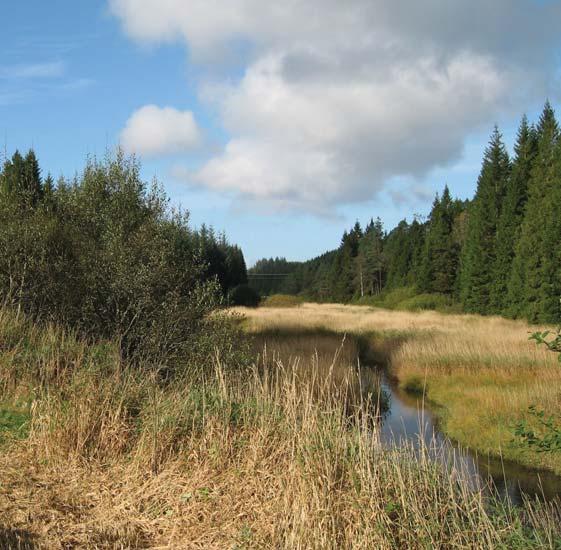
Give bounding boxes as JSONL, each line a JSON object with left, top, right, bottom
{"left": 250, "top": 102, "right": 561, "bottom": 323}
{"left": 0, "top": 149, "right": 249, "bottom": 367}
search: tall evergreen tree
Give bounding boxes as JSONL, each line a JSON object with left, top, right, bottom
{"left": 460, "top": 127, "right": 511, "bottom": 313}
{"left": 509, "top": 102, "right": 560, "bottom": 322}
{"left": 492, "top": 116, "right": 537, "bottom": 313}
{"left": 22, "top": 150, "right": 43, "bottom": 205}
{"left": 419, "top": 186, "right": 459, "bottom": 295}
{"left": 357, "top": 218, "right": 385, "bottom": 296}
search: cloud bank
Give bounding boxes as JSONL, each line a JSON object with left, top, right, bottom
{"left": 110, "top": 0, "right": 561, "bottom": 212}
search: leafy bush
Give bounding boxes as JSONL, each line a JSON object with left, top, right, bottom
{"left": 357, "top": 287, "right": 418, "bottom": 309}
{"left": 357, "top": 287, "right": 461, "bottom": 313}
{"left": 514, "top": 406, "right": 561, "bottom": 453}
{"left": 229, "top": 285, "right": 260, "bottom": 307}
{"left": 0, "top": 150, "right": 248, "bottom": 373}
{"left": 261, "top": 294, "right": 305, "bottom": 308}
{"left": 514, "top": 327, "right": 561, "bottom": 453}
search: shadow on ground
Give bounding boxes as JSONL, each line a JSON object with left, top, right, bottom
{"left": 0, "top": 528, "right": 36, "bottom": 549}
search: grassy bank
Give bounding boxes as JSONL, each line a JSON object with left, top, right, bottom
{"left": 238, "top": 303, "right": 561, "bottom": 476}
{"left": 1, "top": 306, "right": 561, "bottom": 548}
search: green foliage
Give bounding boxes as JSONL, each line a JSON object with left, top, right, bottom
{"left": 529, "top": 328, "right": 561, "bottom": 359}
{"left": 229, "top": 284, "right": 260, "bottom": 307}
{"left": 514, "top": 327, "right": 561, "bottom": 453}
{"left": 358, "top": 286, "right": 419, "bottom": 309}
{"left": 0, "top": 149, "right": 248, "bottom": 372}
{"left": 248, "top": 257, "right": 300, "bottom": 296}
{"left": 514, "top": 406, "right": 561, "bottom": 453}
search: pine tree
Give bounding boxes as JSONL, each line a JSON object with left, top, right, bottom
{"left": 492, "top": 116, "right": 537, "bottom": 314}
{"left": 509, "top": 102, "right": 560, "bottom": 322}
{"left": 460, "top": 127, "right": 511, "bottom": 313}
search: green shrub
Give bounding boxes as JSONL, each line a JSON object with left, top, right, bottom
{"left": 357, "top": 287, "right": 418, "bottom": 309}
{"left": 262, "top": 294, "right": 305, "bottom": 308}
{"left": 229, "top": 285, "right": 260, "bottom": 307}
{"left": 0, "top": 150, "right": 248, "bottom": 374}
{"left": 397, "top": 293, "right": 453, "bottom": 312}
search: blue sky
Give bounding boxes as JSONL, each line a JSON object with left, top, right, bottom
{"left": 2, "top": 1, "right": 560, "bottom": 265}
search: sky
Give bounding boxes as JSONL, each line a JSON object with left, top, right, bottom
{"left": 2, "top": 1, "right": 561, "bottom": 266}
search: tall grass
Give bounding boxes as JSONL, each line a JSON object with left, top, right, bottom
{"left": 1, "top": 306, "right": 560, "bottom": 548}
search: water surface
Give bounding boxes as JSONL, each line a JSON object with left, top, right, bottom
{"left": 379, "top": 372, "right": 561, "bottom": 504}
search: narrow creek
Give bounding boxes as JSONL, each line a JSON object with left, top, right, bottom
{"left": 252, "top": 329, "right": 561, "bottom": 505}
{"left": 378, "top": 370, "right": 561, "bottom": 505}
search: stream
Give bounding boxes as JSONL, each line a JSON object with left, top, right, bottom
{"left": 378, "top": 371, "right": 561, "bottom": 505}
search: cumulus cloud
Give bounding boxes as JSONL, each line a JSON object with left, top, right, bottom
{"left": 110, "top": 0, "right": 561, "bottom": 211}
{"left": 120, "top": 105, "right": 202, "bottom": 157}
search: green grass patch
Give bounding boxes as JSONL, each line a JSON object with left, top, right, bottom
{"left": 356, "top": 287, "right": 462, "bottom": 313}
{"left": 401, "top": 375, "right": 427, "bottom": 396}
{"left": 0, "top": 401, "right": 30, "bottom": 445}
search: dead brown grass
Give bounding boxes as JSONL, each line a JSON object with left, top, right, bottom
{"left": 1, "top": 306, "right": 561, "bottom": 548}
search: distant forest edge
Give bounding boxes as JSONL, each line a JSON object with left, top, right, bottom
{"left": 250, "top": 102, "right": 561, "bottom": 324}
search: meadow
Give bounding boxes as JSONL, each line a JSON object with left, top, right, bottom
{"left": 1, "top": 305, "right": 561, "bottom": 548}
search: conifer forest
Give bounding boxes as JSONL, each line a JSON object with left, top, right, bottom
{"left": 251, "top": 102, "right": 561, "bottom": 324}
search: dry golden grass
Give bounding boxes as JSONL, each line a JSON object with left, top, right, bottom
{"left": 237, "top": 303, "right": 561, "bottom": 473}
{"left": 1, "top": 305, "right": 561, "bottom": 548}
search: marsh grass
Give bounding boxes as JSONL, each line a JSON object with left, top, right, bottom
{"left": 238, "top": 303, "right": 561, "bottom": 475}
{"left": 250, "top": 328, "right": 389, "bottom": 417}
{"left": 1, "top": 305, "right": 561, "bottom": 547}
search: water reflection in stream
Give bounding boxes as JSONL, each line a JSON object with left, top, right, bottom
{"left": 378, "top": 371, "right": 561, "bottom": 505}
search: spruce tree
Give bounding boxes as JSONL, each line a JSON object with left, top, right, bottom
{"left": 509, "top": 102, "right": 560, "bottom": 322}
{"left": 384, "top": 220, "right": 413, "bottom": 289}
{"left": 492, "top": 116, "right": 537, "bottom": 314}
{"left": 23, "top": 150, "right": 43, "bottom": 205}
{"left": 1, "top": 150, "right": 25, "bottom": 197}
{"left": 358, "top": 218, "right": 385, "bottom": 296}
{"left": 419, "top": 186, "right": 459, "bottom": 295}
{"left": 459, "top": 126, "right": 511, "bottom": 313}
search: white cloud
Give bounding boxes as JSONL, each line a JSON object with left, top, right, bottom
{"left": 120, "top": 105, "right": 202, "bottom": 157}
{"left": 110, "top": 0, "right": 561, "bottom": 211}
